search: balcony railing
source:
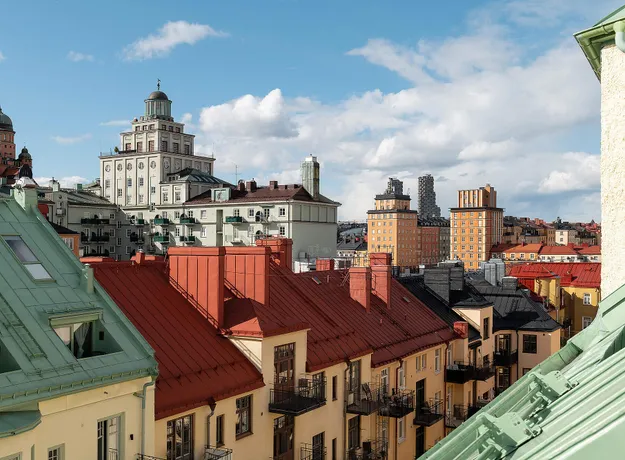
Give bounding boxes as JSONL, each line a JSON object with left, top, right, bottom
{"left": 378, "top": 388, "right": 415, "bottom": 418}
{"left": 80, "top": 218, "right": 111, "bottom": 225}
{"left": 91, "top": 234, "right": 110, "bottom": 242}
{"left": 413, "top": 399, "right": 444, "bottom": 426}
{"left": 269, "top": 377, "right": 326, "bottom": 416}
{"left": 225, "top": 216, "right": 244, "bottom": 224}
{"left": 446, "top": 361, "right": 476, "bottom": 384}
{"left": 475, "top": 364, "right": 496, "bottom": 381}
{"left": 205, "top": 445, "right": 233, "bottom": 460}
{"left": 153, "top": 218, "right": 170, "bottom": 225}
{"left": 180, "top": 235, "right": 196, "bottom": 243}
{"left": 136, "top": 455, "right": 166, "bottom": 460}
{"left": 300, "top": 443, "right": 326, "bottom": 460}
{"left": 135, "top": 218, "right": 146, "bottom": 225}
{"left": 130, "top": 234, "right": 145, "bottom": 243}
{"left": 346, "top": 440, "right": 388, "bottom": 460}
{"left": 494, "top": 349, "right": 518, "bottom": 367}
{"left": 180, "top": 216, "right": 196, "bottom": 225}
{"left": 445, "top": 404, "right": 469, "bottom": 428}
{"left": 153, "top": 234, "right": 170, "bottom": 244}
{"left": 346, "top": 382, "right": 383, "bottom": 415}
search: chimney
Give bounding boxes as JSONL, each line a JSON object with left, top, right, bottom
{"left": 316, "top": 258, "right": 335, "bottom": 271}
{"left": 269, "top": 180, "right": 278, "bottom": 189}
{"left": 256, "top": 237, "right": 293, "bottom": 269}
{"left": 424, "top": 267, "right": 451, "bottom": 303}
{"left": 301, "top": 155, "right": 320, "bottom": 200}
{"left": 454, "top": 321, "right": 469, "bottom": 339}
{"left": 245, "top": 180, "right": 257, "bottom": 192}
{"left": 501, "top": 276, "right": 518, "bottom": 291}
{"left": 82, "top": 264, "right": 94, "bottom": 294}
{"left": 51, "top": 179, "right": 60, "bottom": 192}
{"left": 168, "top": 247, "right": 226, "bottom": 328}
{"left": 349, "top": 267, "right": 371, "bottom": 312}
{"left": 370, "top": 253, "right": 391, "bottom": 308}
{"left": 12, "top": 177, "right": 38, "bottom": 212}
{"left": 133, "top": 250, "right": 146, "bottom": 264}
{"left": 238, "top": 181, "right": 245, "bottom": 192}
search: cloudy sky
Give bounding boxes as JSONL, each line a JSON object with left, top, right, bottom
{"left": 1, "top": 0, "right": 619, "bottom": 221}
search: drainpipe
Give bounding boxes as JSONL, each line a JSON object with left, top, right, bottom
{"left": 395, "top": 363, "right": 400, "bottom": 460}
{"left": 515, "top": 331, "right": 520, "bottom": 383}
{"left": 343, "top": 365, "right": 349, "bottom": 459}
{"left": 207, "top": 399, "right": 216, "bottom": 449}
{"left": 614, "top": 21, "right": 625, "bottom": 52}
{"left": 443, "top": 341, "right": 449, "bottom": 433}
{"left": 135, "top": 378, "right": 156, "bottom": 457}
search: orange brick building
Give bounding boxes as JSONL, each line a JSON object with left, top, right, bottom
{"left": 450, "top": 184, "right": 504, "bottom": 271}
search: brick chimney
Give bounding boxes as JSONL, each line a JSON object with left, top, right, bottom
{"left": 256, "top": 237, "right": 293, "bottom": 269}
{"left": 133, "top": 250, "right": 146, "bottom": 264}
{"left": 349, "top": 267, "right": 371, "bottom": 312}
{"left": 370, "top": 253, "right": 391, "bottom": 308}
{"left": 269, "top": 180, "right": 278, "bottom": 189}
{"left": 245, "top": 180, "right": 257, "bottom": 192}
{"left": 238, "top": 181, "right": 245, "bottom": 192}
{"left": 316, "top": 258, "right": 335, "bottom": 271}
{"left": 454, "top": 321, "right": 469, "bottom": 339}
{"left": 168, "top": 247, "right": 226, "bottom": 328}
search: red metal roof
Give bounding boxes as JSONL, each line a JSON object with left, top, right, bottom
{"left": 491, "top": 243, "right": 515, "bottom": 253}
{"left": 503, "top": 243, "right": 543, "bottom": 253}
{"left": 224, "top": 262, "right": 455, "bottom": 370}
{"left": 578, "top": 245, "right": 601, "bottom": 255}
{"left": 509, "top": 263, "right": 601, "bottom": 288}
{"left": 91, "top": 261, "right": 264, "bottom": 420}
{"left": 538, "top": 245, "right": 578, "bottom": 256}
{"left": 185, "top": 183, "right": 337, "bottom": 205}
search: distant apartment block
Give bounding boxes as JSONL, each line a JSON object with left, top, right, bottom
{"left": 418, "top": 174, "right": 441, "bottom": 218}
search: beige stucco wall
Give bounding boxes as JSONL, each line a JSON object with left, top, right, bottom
{"left": 601, "top": 44, "right": 625, "bottom": 296}
{"left": 562, "top": 286, "right": 600, "bottom": 335}
{"left": 0, "top": 377, "right": 154, "bottom": 460}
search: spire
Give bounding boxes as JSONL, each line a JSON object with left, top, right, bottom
{"left": 157, "top": 79, "right": 161, "bottom": 91}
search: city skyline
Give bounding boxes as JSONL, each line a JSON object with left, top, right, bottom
{"left": 1, "top": 0, "right": 613, "bottom": 223}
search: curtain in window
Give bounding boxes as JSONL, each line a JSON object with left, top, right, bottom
{"left": 74, "top": 322, "right": 90, "bottom": 358}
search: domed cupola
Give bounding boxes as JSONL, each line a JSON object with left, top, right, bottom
{"left": 0, "top": 106, "right": 14, "bottom": 132}
{"left": 144, "top": 80, "right": 173, "bottom": 121}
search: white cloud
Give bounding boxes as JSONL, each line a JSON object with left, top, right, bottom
{"left": 67, "top": 51, "right": 94, "bottom": 62}
{"left": 99, "top": 120, "right": 129, "bottom": 127}
{"left": 52, "top": 134, "right": 92, "bottom": 145}
{"left": 35, "top": 175, "right": 89, "bottom": 188}
{"left": 0, "top": 52, "right": 5, "bottom": 62}
{"left": 538, "top": 152, "right": 600, "bottom": 194}
{"left": 122, "top": 21, "right": 228, "bottom": 61}
{"left": 193, "top": 1, "right": 603, "bottom": 221}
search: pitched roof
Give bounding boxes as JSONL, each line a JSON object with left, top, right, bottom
{"left": 421, "top": 282, "right": 625, "bottom": 459}
{"left": 578, "top": 245, "right": 601, "bottom": 255}
{"left": 503, "top": 243, "right": 543, "bottom": 254}
{"left": 509, "top": 263, "right": 601, "bottom": 288}
{"left": 538, "top": 245, "right": 578, "bottom": 256}
{"left": 0, "top": 194, "right": 156, "bottom": 428}
{"left": 491, "top": 243, "right": 515, "bottom": 253}
{"left": 467, "top": 276, "right": 561, "bottom": 332}
{"left": 224, "top": 262, "right": 456, "bottom": 370}
{"left": 185, "top": 183, "right": 339, "bottom": 206}
{"left": 38, "top": 187, "right": 117, "bottom": 208}
{"left": 166, "top": 167, "right": 233, "bottom": 186}
{"left": 91, "top": 260, "right": 265, "bottom": 419}
{"left": 49, "top": 221, "right": 78, "bottom": 235}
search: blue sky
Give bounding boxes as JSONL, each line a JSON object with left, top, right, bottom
{"left": 1, "top": 0, "right": 618, "bottom": 221}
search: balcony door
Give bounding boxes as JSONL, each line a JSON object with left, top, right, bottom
{"left": 275, "top": 343, "right": 296, "bottom": 397}
{"left": 497, "top": 334, "right": 511, "bottom": 353}
{"left": 415, "top": 427, "right": 425, "bottom": 458}
{"left": 416, "top": 379, "right": 425, "bottom": 408}
{"left": 273, "top": 415, "right": 294, "bottom": 460}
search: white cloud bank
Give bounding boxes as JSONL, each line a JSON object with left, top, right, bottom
{"left": 67, "top": 51, "right": 94, "bottom": 62}
{"left": 52, "top": 134, "right": 92, "bottom": 145}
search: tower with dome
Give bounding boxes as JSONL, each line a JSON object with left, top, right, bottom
{"left": 0, "top": 105, "right": 33, "bottom": 183}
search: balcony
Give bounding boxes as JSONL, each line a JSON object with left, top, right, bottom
{"left": 180, "top": 216, "right": 196, "bottom": 225}
{"left": 494, "top": 349, "right": 518, "bottom": 367}
{"left": 413, "top": 399, "right": 444, "bottom": 426}
{"left": 346, "top": 440, "right": 388, "bottom": 460}
{"left": 180, "top": 235, "right": 196, "bottom": 244}
{"left": 301, "top": 443, "right": 326, "bottom": 460}
{"left": 446, "top": 361, "right": 476, "bottom": 384}
{"left": 205, "top": 445, "right": 232, "bottom": 460}
{"left": 475, "top": 365, "right": 496, "bottom": 381}
{"left": 225, "top": 216, "right": 244, "bottom": 224}
{"left": 269, "top": 377, "right": 326, "bottom": 416}
{"left": 135, "top": 218, "right": 145, "bottom": 225}
{"left": 91, "top": 234, "right": 110, "bottom": 242}
{"left": 136, "top": 456, "right": 166, "bottom": 460}
{"left": 80, "top": 218, "right": 110, "bottom": 225}
{"left": 130, "top": 234, "right": 145, "bottom": 244}
{"left": 445, "top": 404, "right": 469, "bottom": 428}
{"left": 153, "top": 234, "right": 170, "bottom": 244}
{"left": 378, "top": 389, "right": 415, "bottom": 418}
{"left": 80, "top": 233, "right": 89, "bottom": 243}
{"left": 153, "top": 218, "right": 170, "bottom": 225}
{"left": 346, "top": 383, "right": 383, "bottom": 415}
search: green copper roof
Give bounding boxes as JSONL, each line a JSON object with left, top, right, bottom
{"left": 574, "top": 5, "right": 625, "bottom": 80}
{"left": 422, "top": 281, "right": 625, "bottom": 459}
{"left": 0, "top": 193, "right": 157, "bottom": 423}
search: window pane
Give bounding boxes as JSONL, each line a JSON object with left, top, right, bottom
{"left": 5, "top": 236, "right": 38, "bottom": 262}
{"left": 25, "top": 263, "right": 52, "bottom": 280}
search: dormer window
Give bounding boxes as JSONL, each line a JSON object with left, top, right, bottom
{"left": 3, "top": 236, "right": 52, "bottom": 280}
{"left": 51, "top": 312, "right": 121, "bottom": 359}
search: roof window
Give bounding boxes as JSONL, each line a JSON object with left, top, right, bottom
{"left": 51, "top": 311, "right": 121, "bottom": 359}
{"left": 3, "top": 235, "right": 52, "bottom": 280}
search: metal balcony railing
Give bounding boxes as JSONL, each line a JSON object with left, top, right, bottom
{"left": 91, "top": 234, "right": 110, "bottom": 242}
{"left": 475, "top": 364, "right": 496, "bottom": 381}
{"left": 413, "top": 398, "right": 444, "bottom": 426}
{"left": 269, "top": 377, "right": 326, "bottom": 416}
{"left": 80, "top": 218, "right": 110, "bottom": 225}
{"left": 153, "top": 218, "right": 170, "bottom": 225}
{"left": 378, "top": 388, "right": 415, "bottom": 418}
{"left": 153, "top": 234, "right": 170, "bottom": 244}
{"left": 180, "top": 235, "right": 196, "bottom": 243}
{"left": 135, "top": 218, "right": 145, "bottom": 225}
{"left": 494, "top": 349, "right": 518, "bottom": 366}
{"left": 346, "top": 382, "right": 383, "bottom": 415}
{"left": 346, "top": 440, "right": 388, "bottom": 460}
{"left": 180, "top": 216, "right": 196, "bottom": 225}
{"left": 225, "top": 216, "right": 244, "bottom": 224}
{"left": 135, "top": 455, "right": 166, "bottom": 460}
{"left": 300, "top": 443, "right": 326, "bottom": 460}
{"left": 205, "top": 445, "right": 232, "bottom": 460}
{"left": 445, "top": 404, "right": 469, "bottom": 428}
{"left": 446, "top": 361, "right": 476, "bottom": 384}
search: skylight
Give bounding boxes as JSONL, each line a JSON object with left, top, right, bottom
{"left": 3, "top": 236, "right": 52, "bottom": 280}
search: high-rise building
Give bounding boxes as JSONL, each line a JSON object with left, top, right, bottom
{"left": 418, "top": 174, "right": 441, "bottom": 218}
{"left": 367, "top": 177, "right": 419, "bottom": 269}
{"left": 449, "top": 184, "right": 503, "bottom": 271}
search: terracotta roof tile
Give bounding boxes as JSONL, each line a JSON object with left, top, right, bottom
{"left": 185, "top": 183, "right": 339, "bottom": 205}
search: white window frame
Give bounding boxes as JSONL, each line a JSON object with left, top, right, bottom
{"left": 47, "top": 445, "right": 64, "bottom": 460}
{"left": 582, "top": 316, "right": 593, "bottom": 329}
{"left": 201, "top": 227, "right": 207, "bottom": 238}
{"left": 435, "top": 348, "right": 441, "bottom": 373}
{"left": 279, "top": 207, "right": 286, "bottom": 217}
{"left": 583, "top": 293, "right": 591, "bottom": 305}
{"left": 201, "top": 210, "right": 207, "bottom": 219}
{"left": 398, "top": 363, "right": 405, "bottom": 390}
{"left": 398, "top": 417, "right": 405, "bottom": 442}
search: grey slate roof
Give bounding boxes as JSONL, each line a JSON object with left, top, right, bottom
{"left": 167, "top": 167, "right": 233, "bottom": 186}
{"left": 38, "top": 187, "right": 117, "bottom": 208}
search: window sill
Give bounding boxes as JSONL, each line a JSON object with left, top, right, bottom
{"left": 236, "top": 431, "right": 253, "bottom": 441}
{"left": 398, "top": 436, "right": 406, "bottom": 444}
